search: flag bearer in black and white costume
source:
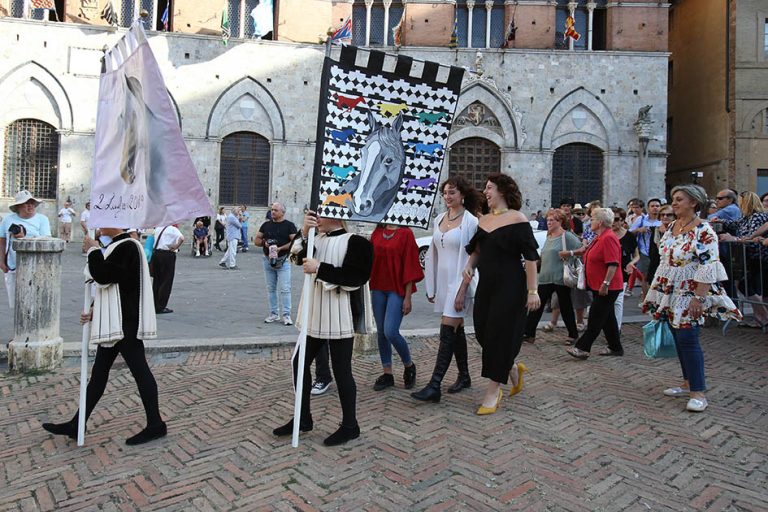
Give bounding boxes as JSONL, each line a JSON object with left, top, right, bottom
{"left": 42, "top": 229, "right": 167, "bottom": 446}
{"left": 273, "top": 212, "right": 373, "bottom": 446}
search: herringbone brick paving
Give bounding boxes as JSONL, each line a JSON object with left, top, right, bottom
{"left": 1, "top": 324, "right": 766, "bottom": 511}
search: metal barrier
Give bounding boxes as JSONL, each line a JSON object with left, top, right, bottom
{"left": 719, "top": 240, "right": 767, "bottom": 334}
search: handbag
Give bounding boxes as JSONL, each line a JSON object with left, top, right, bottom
{"left": 145, "top": 227, "right": 168, "bottom": 277}
{"left": 561, "top": 233, "right": 583, "bottom": 288}
{"left": 642, "top": 318, "right": 677, "bottom": 358}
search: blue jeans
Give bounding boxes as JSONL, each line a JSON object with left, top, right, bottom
{"left": 241, "top": 225, "right": 249, "bottom": 249}
{"left": 262, "top": 257, "right": 291, "bottom": 317}
{"left": 671, "top": 325, "right": 706, "bottom": 392}
{"left": 371, "top": 290, "right": 412, "bottom": 368}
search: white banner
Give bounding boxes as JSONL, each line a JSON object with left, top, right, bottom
{"left": 89, "top": 23, "right": 212, "bottom": 229}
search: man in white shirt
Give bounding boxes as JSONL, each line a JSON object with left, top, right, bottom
{"left": 151, "top": 225, "right": 184, "bottom": 314}
{"left": 80, "top": 202, "right": 92, "bottom": 254}
{"left": 58, "top": 201, "right": 76, "bottom": 242}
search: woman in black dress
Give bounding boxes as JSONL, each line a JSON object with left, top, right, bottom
{"left": 459, "top": 174, "right": 540, "bottom": 415}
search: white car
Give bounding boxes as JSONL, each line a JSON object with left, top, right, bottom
{"left": 416, "top": 229, "right": 548, "bottom": 269}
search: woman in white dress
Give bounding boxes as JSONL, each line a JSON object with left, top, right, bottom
{"left": 412, "top": 176, "right": 484, "bottom": 403}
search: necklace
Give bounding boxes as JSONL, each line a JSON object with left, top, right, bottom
{"left": 491, "top": 208, "right": 509, "bottom": 216}
{"left": 446, "top": 209, "right": 465, "bottom": 222}
{"left": 382, "top": 230, "right": 397, "bottom": 240}
{"left": 674, "top": 216, "right": 697, "bottom": 235}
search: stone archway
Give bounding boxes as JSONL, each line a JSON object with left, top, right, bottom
{"left": 207, "top": 76, "right": 285, "bottom": 141}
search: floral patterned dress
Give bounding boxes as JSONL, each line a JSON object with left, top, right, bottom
{"left": 641, "top": 221, "right": 742, "bottom": 329}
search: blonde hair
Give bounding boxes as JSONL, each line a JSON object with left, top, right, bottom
{"left": 739, "top": 192, "right": 765, "bottom": 217}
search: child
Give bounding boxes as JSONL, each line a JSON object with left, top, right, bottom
{"left": 193, "top": 221, "right": 209, "bottom": 257}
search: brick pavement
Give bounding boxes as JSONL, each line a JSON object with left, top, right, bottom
{"left": 1, "top": 324, "right": 766, "bottom": 511}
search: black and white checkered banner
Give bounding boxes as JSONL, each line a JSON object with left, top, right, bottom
{"left": 310, "top": 45, "right": 464, "bottom": 229}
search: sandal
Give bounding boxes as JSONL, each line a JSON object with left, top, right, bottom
{"left": 541, "top": 323, "right": 556, "bottom": 332}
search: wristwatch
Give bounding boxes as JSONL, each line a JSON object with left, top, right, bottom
{"left": 602, "top": 280, "right": 610, "bottom": 286}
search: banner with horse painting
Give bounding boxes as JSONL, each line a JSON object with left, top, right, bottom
{"left": 89, "top": 22, "right": 212, "bottom": 229}
{"left": 310, "top": 45, "right": 465, "bottom": 229}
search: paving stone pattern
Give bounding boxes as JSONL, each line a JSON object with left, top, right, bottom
{"left": 1, "top": 324, "right": 766, "bottom": 511}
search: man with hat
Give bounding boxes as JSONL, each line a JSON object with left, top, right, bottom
{"left": 0, "top": 190, "right": 51, "bottom": 310}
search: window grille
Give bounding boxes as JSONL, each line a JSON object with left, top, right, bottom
{"left": 140, "top": 0, "right": 154, "bottom": 27}
{"left": 456, "top": 8, "right": 469, "bottom": 48}
{"left": 219, "top": 132, "right": 270, "bottom": 206}
{"left": 352, "top": 5, "right": 367, "bottom": 46}
{"left": 489, "top": 6, "right": 505, "bottom": 48}
{"left": 227, "top": 0, "right": 241, "bottom": 38}
{"left": 764, "top": 18, "right": 768, "bottom": 56}
{"left": 448, "top": 138, "right": 500, "bottom": 192}
{"left": 471, "top": 8, "right": 486, "bottom": 49}
{"left": 551, "top": 143, "right": 603, "bottom": 206}
{"left": 121, "top": 0, "right": 137, "bottom": 27}
{"left": 369, "top": 5, "right": 386, "bottom": 46}
{"left": 764, "top": 110, "right": 768, "bottom": 135}
{"left": 389, "top": 5, "right": 404, "bottom": 44}
{"left": 351, "top": 1, "right": 403, "bottom": 47}
{"left": 3, "top": 119, "right": 59, "bottom": 200}
{"left": 243, "top": 0, "right": 274, "bottom": 39}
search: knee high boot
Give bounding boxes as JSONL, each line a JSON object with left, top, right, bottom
{"left": 446, "top": 326, "right": 471, "bottom": 394}
{"left": 411, "top": 324, "right": 456, "bottom": 403}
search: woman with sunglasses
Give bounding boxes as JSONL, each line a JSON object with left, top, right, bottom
{"left": 646, "top": 204, "right": 675, "bottom": 286}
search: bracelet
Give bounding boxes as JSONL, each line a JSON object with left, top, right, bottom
{"left": 602, "top": 281, "right": 610, "bottom": 286}
{"left": 528, "top": 290, "right": 539, "bottom": 295}
{"left": 569, "top": 250, "right": 574, "bottom": 256}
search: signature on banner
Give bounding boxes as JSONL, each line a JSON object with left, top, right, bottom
{"left": 93, "top": 193, "right": 145, "bottom": 216}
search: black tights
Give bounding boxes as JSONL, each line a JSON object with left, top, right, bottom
{"left": 74, "top": 339, "right": 162, "bottom": 426}
{"left": 292, "top": 336, "right": 357, "bottom": 428}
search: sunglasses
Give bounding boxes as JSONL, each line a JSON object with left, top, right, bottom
{"left": 661, "top": 213, "right": 675, "bottom": 218}
{"left": 613, "top": 217, "right": 622, "bottom": 222}
{"left": 715, "top": 196, "right": 729, "bottom": 200}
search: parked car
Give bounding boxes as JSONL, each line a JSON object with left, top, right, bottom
{"left": 415, "top": 228, "right": 548, "bottom": 269}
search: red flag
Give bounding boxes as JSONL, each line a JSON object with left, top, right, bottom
{"left": 564, "top": 16, "right": 581, "bottom": 42}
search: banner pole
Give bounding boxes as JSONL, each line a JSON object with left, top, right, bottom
{"left": 291, "top": 227, "right": 316, "bottom": 448}
{"left": 77, "top": 283, "right": 92, "bottom": 446}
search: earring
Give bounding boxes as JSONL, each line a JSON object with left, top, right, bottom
{"left": 461, "top": 198, "right": 465, "bottom": 205}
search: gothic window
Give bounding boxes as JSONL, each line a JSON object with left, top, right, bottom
{"left": 352, "top": 1, "right": 404, "bottom": 47}
{"left": 764, "top": 18, "right": 768, "bottom": 57}
{"left": 10, "top": 0, "right": 64, "bottom": 20}
{"left": 551, "top": 143, "right": 603, "bottom": 206}
{"left": 3, "top": 119, "right": 59, "bottom": 200}
{"left": 448, "top": 137, "right": 501, "bottom": 192}
{"left": 456, "top": 0, "right": 505, "bottom": 49}
{"left": 219, "top": 132, "right": 270, "bottom": 206}
{"left": 226, "top": 0, "right": 242, "bottom": 38}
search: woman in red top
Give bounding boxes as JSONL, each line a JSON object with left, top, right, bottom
{"left": 370, "top": 225, "right": 424, "bottom": 391}
{"left": 566, "top": 207, "right": 625, "bottom": 359}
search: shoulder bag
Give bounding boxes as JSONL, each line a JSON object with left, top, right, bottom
{"left": 562, "top": 233, "right": 583, "bottom": 288}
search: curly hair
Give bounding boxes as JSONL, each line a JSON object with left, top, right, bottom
{"left": 441, "top": 176, "right": 486, "bottom": 217}
{"left": 486, "top": 173, "right": 522, "bottom": 211}
{"left": 546, "top": 208, "right": 568, "bottom": 230}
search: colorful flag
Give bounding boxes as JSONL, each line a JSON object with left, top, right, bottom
{"left": 89, "top": 22, "right": 212, "bottom": 229}
{"left": 564, "top": 15, "right": 581, "bottom": 42}
{"left": 449, "top": 16, "right": 458, "bottom": 49}
{"left": 331, "top": 16, "right": 352, "bottom": 44}
{"left": 310, "top": 46, "right": 464, "bottom": 228}
{"left": 100, "top": 0, "right": 118, "bottom": 26}
{"left": 392, "top": 11, "right": 404, "bottom": 47}
{"left": 30, "top": 0, "right": 54, "bottom": 8}
{"left": 160, "top": 4, "right": 169, "bottom": 31}
{"left": 250, "top": 0, "right": 273, "bottom": 39}
{"left": 221, "top": 4, "right": 230, "bottom": 46}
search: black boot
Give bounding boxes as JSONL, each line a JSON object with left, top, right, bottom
{"left": 411, "top": 325, "right": 455, "bottom": 403}
{"left": 126, "top": 421, "right": 167, "bottom": 445}
{"left": 273, "top": 416, "right": 313, "bottom": 436}
{"left": 42, "top": 419, "right": 78, "bottom": 440}
{"left": 447, "top": 326, "right": 471, "bottom": 394}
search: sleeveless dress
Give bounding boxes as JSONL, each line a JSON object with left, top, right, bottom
{"left": 468, "top": 223, "right": 539, "bottom": 383}
{"left": 432, "top": 227, "right": 466, "bottom": 317}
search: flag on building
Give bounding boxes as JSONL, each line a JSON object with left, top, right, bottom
{"left": 89, "top": 22, "right": 212, "bottom": 229}
{"left": 392, "top": 11, "right": 405, "bottom": 47}
{"left": 250, "top": 0, "right": 273, "bottom": 39}
{"left": 564, "top": 15, "right": 580, "bottom": 42}
{"left": 331, "top": 16, "right": 352, "bottom": 44}
{"left": 221, "top": 4, "right": 230, "bottom": 45}
{"left": 160, "top": 4, "right": 169, "bottom": 31}
{"left": 310, "top": 46, "right": 464, "bottom": 228}
{"left": 100, "top": 0, "right": 118, "bottom": 26}
{"left": 30, "top": 0, "right": 54, "bottom": 9}
{"left": 449, "top": 16, "right": 458, "bottom": 48}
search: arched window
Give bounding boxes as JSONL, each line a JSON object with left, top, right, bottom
{"left": 551, "top": 143, "right": 603, "bottom": 205}
{"left": 456, "top": 0, "right": 505, "bottom": 49}
{"left": 448, "top": 137, "right": 501, "bottom": 191}
{"left": 352, "top": 0, "right": 404, "bottom": 47}
{"left": 219, "top": 132, "right": 270, "bottom": 206}
{"left": 3, "top": 119, "right": 59, "bottom": 199}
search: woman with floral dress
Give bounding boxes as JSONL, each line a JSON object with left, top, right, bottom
{"left": 642, "top": 185, "right": 741, "bottom": 413}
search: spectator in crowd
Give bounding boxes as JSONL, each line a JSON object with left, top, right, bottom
{"left": 272, "top": 211, "right": 373, "bottom": 446}
{"left": 254, "top": 202, "right": 298, "bottom": 325}
{"left": 581, "top": 200, "right": 602, "bottom": 245}
{"left": 625, "top": 199, "right": 644, "bottom": 297}
{"left": 559, "top": 197, "right": 583, "bottom": 235}
{"left": 464, "top": 174, "right": 539, "bottom": 415}
{"left": 80, "top": 201, "right": 92, "bottom": 255}
{"left": 566, "top": 208, "right": 624, "bottom": 359}
{"left": 523, "top": 208, "right": 581, "bottom": 345}
{"left": 708, "top": 189, "right": 741, "bottom": 221}
{"left": 706, "top": 200, "right": 718, "bottom": 217}
{"left": 370, "top": 224, "right": 423, "bottom": 391}
{"left": 42, "top": 228, "right": 166, "bottom": 445}
{"left": 642, "top": 184, "right": 742, "bottom": 412}
{"left": 611, "top": 207, "right": 639, "bottom": 329}
{"left": 646, "top": 204, "right": 675, "bottom": 289}
{"left": 214, "top": 207, "right": 226, "bottom": 252}
{"left": 152, "top": 224, "right": 184, "bottom": 314}
{"left": 57, "top": 200, "right": 76, "bottom": 242}
{"left": 629, "top": 197, "right": 662, "bottom": 300}
{"left": 219, "top": 206, "right": 242, "bottom": 270}
{"left": 412, "top": 176, "right": 481, "bottom": 403}
{"left": 193, "top": 220, "right": 209, "bottom": 257}
{"left": 761, "top": 192, "right": 768, "bottom": 211}
{"left": 0, "top": 191, "right": 52, "bottom": 311}
{"left": 240, "top": 204, "right": 250, "bottom": 252}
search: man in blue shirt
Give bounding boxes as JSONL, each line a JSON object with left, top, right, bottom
{"left": 629, "top": 197, "right": 662, "bottom": 300}
{"left": 0, "top": 190, "right": 52, "bottom": 311}
{"left": 218, "top": 207, "right": 243, "bottom": 270}
{"left": 708, "top": 189, "right": 741, "bottom": 221}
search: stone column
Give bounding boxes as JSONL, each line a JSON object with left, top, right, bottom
{"left": 484, "top": 0, "right": 493, "bottom": 49}
{"left": 383, "top": 0, "right": 392, "bottom": 46}
{"left": 568, "top": 1, "right": 577, "bottom": 51}
{"left": 365, "top": 0, "right": 374, "bottom": 46}
{"left": 587, "top": 2, "right": 596, "bottom": 51}
{"left": 467, "top": 0, "right": 475, "bottom": 49}
{"left": 8, "top": 237, "right": 65, "bottom": 372}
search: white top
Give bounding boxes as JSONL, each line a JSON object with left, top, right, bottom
{"left": 80, "top": 209, "right": 90, "bottom": 225}
{"left": 58, "top": 207, "right": 76, "bottom": 223}
{"left": 216, "top": 214, "right": 226, "bottom": 225}
{"left": 154, "top": 225, "right": 184, "bottom": 251}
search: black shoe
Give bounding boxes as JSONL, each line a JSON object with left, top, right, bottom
{"left": 411, "top": 383, "right": 441, "bottom": 403}
{"left": 403, "top": 363, "right": 417, "bottom": 389}
{"left": 157, "top": 308, "right": 173, "bottom": 314}
{"left": 323, "top": 424, "right": 360, "bottom": 446}
{"left": 42, "top": 420, "right": 78, "bottom": 440}
{"left": 125, "top": 422, "right": 167, "bottom": 445}
{"left": 273, "top": 418, "right": 313, "bottom": 437}
{"left": 373, "top": 373, "right": 395, "bottom": 391}
{"left": 218, "top": 262, "right": 227, "bottom": 268}
{"left": 446, "top": 374, "right": 471, "bottom": 394}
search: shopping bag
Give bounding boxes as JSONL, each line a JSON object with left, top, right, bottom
{"left": 642, "top": 319, "right": 677, "bottom": 358}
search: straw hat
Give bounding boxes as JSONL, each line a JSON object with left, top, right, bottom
{"left": 9, "top": 190, "right": 42, "bottom": 213}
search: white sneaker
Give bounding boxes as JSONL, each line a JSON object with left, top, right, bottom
{"left": 264, "top": 313, "right": 280, "bottom": 323}
{"left": 541, "top": 323, "right": 555, "bottom": 332}
{"left": 577, "top": 323, "right": 587, "bottom": 332}
{"left": 283, "top": 315, "right": 293, "bottom": 326}
{"left": 686, "top": 397, "right": 708, "bottom": 412}
{"left": 663, "top": 387, "right": 689, "bottom": 397}
{"left": 310, "top": 380, "right": 332, "bottom": 395}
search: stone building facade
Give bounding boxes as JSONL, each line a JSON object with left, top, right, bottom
{"left": 0, "top": 0, "right": 669, "bottom": 236}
